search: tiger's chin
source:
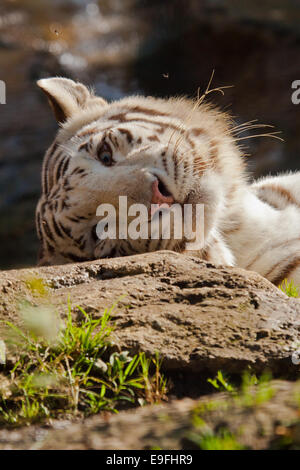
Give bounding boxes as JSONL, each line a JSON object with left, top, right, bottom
{"left": 93, "top": 237, "right": 182, "bottom": 260}
{"left": 92, "top": 232, "right": 234, "bottom": 268}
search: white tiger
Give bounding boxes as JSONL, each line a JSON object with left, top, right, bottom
{"left": 35, "top": 77, "right": 300, "bottom": 286}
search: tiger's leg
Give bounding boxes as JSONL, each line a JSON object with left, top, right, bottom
{"left": 183, "top": 231, "right": 235, "bottom": 267}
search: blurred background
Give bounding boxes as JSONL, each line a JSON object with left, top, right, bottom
{"left": 0, "top": 0, "right": 300, "bottom": 270}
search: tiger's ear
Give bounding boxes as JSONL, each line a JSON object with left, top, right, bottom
{"left": 37, "top": 77, "right": 106, "bottom": 123}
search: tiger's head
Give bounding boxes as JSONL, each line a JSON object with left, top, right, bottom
{"left": 36, "top": 77, "right": 246, "bottom": 266}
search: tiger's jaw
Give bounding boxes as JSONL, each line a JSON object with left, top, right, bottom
{"left": 91, "top": 175, "right": 227, "bottom": 261}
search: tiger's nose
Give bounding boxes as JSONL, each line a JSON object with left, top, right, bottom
{"left": 151, "top": 178, "right": 174, "bottom": 206}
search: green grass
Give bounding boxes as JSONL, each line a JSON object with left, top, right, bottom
{"left": 279, "top": 279, "right": 300, "bottom": 297}
{"left": 189, "top": 428, "right": 245, "bottom": 450}
{"left": 206, "top": 369, "right": 274, "bottom": 405}
{"left": 188, "top": 370, "right": 276, "bottom": 450}
{"left": 0, "top": 300, "right": 167, "bottom": 426}
{"left": 207, "top": 370, "right": 235, "bottom": 392}
{"left": 238, "top": 371, "right": 274, "bottom": 407}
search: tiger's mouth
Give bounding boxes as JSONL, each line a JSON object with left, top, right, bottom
{"left": 91, "top": 174, "right": 186, "bottom": 245}
{"left": 157, "top": 177, "right": 173, "bottom": 199}
{"left": 151, "top": 177, "right": 175, "bottom": 206}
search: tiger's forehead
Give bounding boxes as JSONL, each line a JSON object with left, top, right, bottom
{"left": 58, "top": 96, "right": 223, "bottom": 160}
{"left": 75, "top": 121, "right": 175, "bottom": 150}
{"left": 57, "top": 94, "right": 229, "bottom": 151}
{"left": 75, "top": 107, "right": 186, "bottom": 141}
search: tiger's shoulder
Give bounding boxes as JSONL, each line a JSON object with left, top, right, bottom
{"left": 252, "top": 172, "right": 300, "bottom": 210}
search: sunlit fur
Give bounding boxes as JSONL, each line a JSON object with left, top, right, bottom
{"left": 36, "top": 78, "right": 300, "bottom": 286}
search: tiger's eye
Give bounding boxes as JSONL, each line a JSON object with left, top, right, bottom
{"left": 97, "top": 142, "right": 113, "bottom": 167}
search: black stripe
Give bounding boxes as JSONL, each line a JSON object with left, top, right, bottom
{"left": 46, "top": 240, "right": 55, "bottom": 254}
{"left": 70, "top": 167, "right": 86, "bottom": 176}
{"left": 54, "top": 153, "right": 65, "bottom": 184}
{"left": 126, "top": 106, "right": 169, "bottom": 117}
{"left": 173, "top": 154, "right": 178, "bottom": 182}
{"left": 109, "top": 247, "right": 117, "bottom": 257}
{"left": 123, "top": 117, "right": 180, "bottom": 132}
{"left": 118, "top": 128, "right": 133, "bottom": 144}
{"left": 65, "top": 252, "right": 89, "bottom": 262}
{"left": 181, "top": 160, "right": 189, "bottom": 188}
{"left": 126, "top": 240, "right": 140, "bottom": 253}
{"left": 50, "top": 186, "right": 60, "bottom": 199}
{"left": 51, "top": 215, "right": 65, "bottom": 239}
{"left": 107, "top": 131, "right": 119, "bottom": 149}
{"left": 36, "top": 211, "right": 42, "bottom": 240}
{"left": 67, "top": 216, "right": 81, "bottom": 223}
{"left": 58, "top": 222, "right": 72, "bottom": 238}
{"left": 161, "top": 152, "right": 168, "bottom": 174}
{"left": 269, "top": 256, "right": 300, "bottom": 286}
{"left": 42, "top": 219, "right": 55, "bottom": 242}
{"left": 45, "top": 143, "right": 60, "bottom": 193}
{"left": 109, "top": 114, "right": 182, "bottom": 134}
{"left": 61, "top": 157, "right": 70, "bottom": 177}
{"left": 43, "top": 143, "right": 57, "bottom": 194}
{"left": 61, "top": 199, "right": 71, "bottom": 210}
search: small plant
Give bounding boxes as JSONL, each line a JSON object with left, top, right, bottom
{"left": 207, "top": 370, "right": 235, "bottom": 392}
{"left": 234, "top": 371, "right": 274, "bottom": 408}
{"left": 279, "top": 279, "right": 299, "bottom": 298}
{"left": 188, "top": 428, "right": 245, "bottom": 450}
{"left": 188, "top": 370, "right": 276, "bottom": 450}
{"left": 0, "top": 300, "right": 167, "bottom": 426}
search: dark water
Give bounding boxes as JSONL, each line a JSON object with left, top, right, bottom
{"left": 1, "top": 0, "right": 300, "bottom": 269}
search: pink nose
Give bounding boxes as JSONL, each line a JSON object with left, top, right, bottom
{"left": 151, "top": 178, "right": 174, "bottom": 206}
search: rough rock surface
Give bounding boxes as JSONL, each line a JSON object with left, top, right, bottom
{"left": 0, "top": 251, "right": 299, "bottom": 377}
{"left": 0, "top": 251, "right": 300, "bottom": 449}
{"left": 0, "top": 380, "right": 299, "bottom": 450}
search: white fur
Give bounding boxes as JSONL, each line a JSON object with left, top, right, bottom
{"left": 36, "top": 78, "right": 300, "bottom": 286}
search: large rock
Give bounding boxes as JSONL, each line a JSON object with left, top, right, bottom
{"left": 33, "top": 380, "right": 300, "bottom": 450}
{"left": 0, "top": 251, "right": 299, "bottom": 376}
{"left": 0, "top": 380, "right": 299, "bottom": 450}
